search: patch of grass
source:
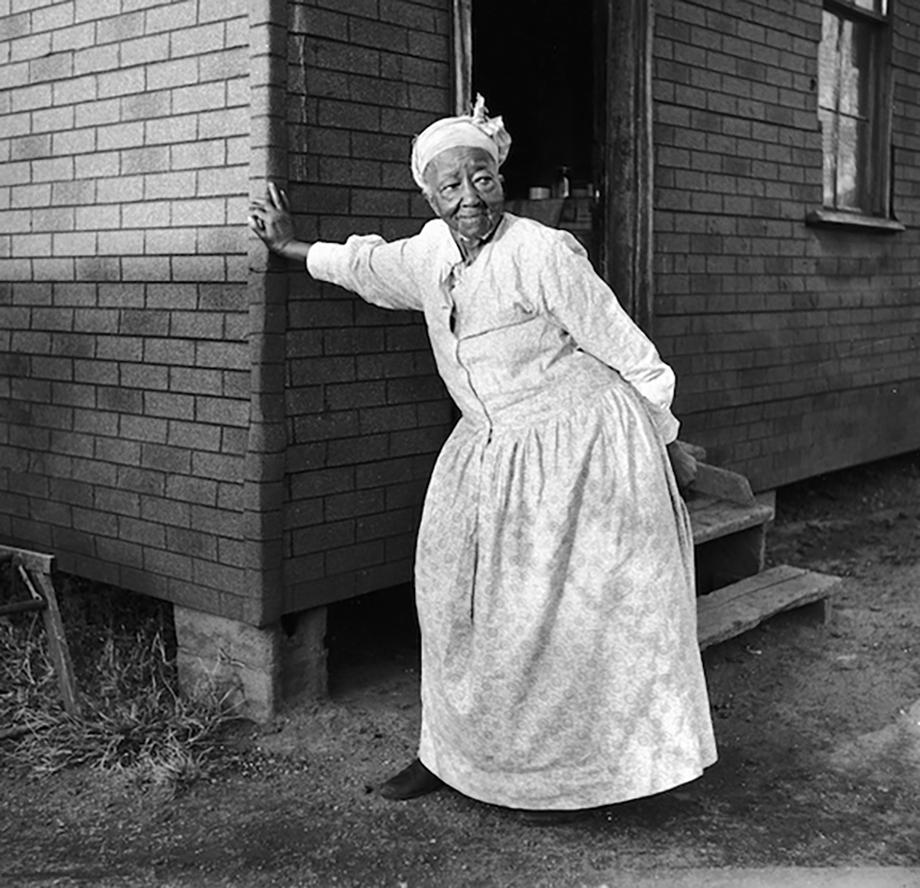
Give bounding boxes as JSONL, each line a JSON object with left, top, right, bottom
{"left": 0, "top": 571, "right": 240, "bottom": 796}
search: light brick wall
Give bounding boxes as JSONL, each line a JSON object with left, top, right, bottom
{"left": 281, "top": 0, "right": 455, "bottom": 612}
{"left": 652, "top": 0, "right": 920, "bottom": 489}
{"left": 0, "top": 0, "right": 252, "bottom": 618}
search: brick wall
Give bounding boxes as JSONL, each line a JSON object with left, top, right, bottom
{"left": 281, "top": 0, "right": 455, "bottom": 612}
{"left": 15, "top": 0, "right": 916, "bottom": 622}
{"left": 652, "top": 0, "right": 920, "bottom": 490}
{"left": 0, "top": 0, "right": 253, "bottom": 619}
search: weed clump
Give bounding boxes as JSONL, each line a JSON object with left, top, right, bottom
{"left": 0, "top": 571, "right": 240, "bottom": 796}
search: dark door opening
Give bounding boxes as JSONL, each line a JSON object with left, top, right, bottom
{"left": 471, "top": 2, "right": 599, "bottom": 201}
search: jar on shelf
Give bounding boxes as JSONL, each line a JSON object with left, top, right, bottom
{"left": 553, "top": 166, "right": 570, "bottom": 199}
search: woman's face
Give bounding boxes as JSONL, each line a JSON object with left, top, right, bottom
{"left": 423, "top": 146, "right": 504, "bottom": 243}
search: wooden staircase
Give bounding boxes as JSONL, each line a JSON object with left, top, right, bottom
{"left": 685, "top": 457, "right": 842, "bottom": 650}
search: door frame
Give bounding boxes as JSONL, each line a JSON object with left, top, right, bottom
{"left": 602, "top": 0, "right": 656, "bottom": 333}
{"left": 452, "top": 0, "right": 472, "bottom": 114}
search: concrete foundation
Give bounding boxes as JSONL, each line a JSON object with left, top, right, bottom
{"left": 174, "top": 605, "right": 327, "bottom": 723}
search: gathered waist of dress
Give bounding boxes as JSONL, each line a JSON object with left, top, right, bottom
{"left": 457, "top": 356, "right": 635, "bottom": 434}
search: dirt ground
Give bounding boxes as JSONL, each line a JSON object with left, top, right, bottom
{"left": 2, "top": 453, "right": 920, "bottom": 887}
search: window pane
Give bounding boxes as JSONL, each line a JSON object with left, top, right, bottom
{"left": 834, "top": 115, "right": 871, "bottom": 211}
{"left": 853, "top": 0, "right": 886, "bottom": 14}
{"left": 819, "top": 108, "right": 838, "bottom": 206}
{"left": 838, "top": 20, "right": 874, "bottom": 118}
{"left": 818, "top": 13, "right": 874, "bottom": 119}
{"left": 818, "top": 12, "right": 840, "bottom": 112}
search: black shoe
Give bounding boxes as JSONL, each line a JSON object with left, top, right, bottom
{"left": 378, "top": 759, "right": 445, "bottom": 801}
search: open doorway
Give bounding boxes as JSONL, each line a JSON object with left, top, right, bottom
{"left": 470, "top": 3, "right": 599, "bottom": 200}
{"left": 455, "top": 0, "right": 655, "bottom": 326}
{"left": 461, "top": 1, "right": 603, "bottom": 260}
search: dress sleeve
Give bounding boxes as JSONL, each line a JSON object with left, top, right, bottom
{"left": 306, "top": 234, "right": 424, "bottom": 312}
{"left": 539, "top": 231, "right": 681, "bottom": 443}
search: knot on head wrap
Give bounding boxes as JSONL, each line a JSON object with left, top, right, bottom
{"left": 410, "top": 94, "right": 512, "bottom": 190}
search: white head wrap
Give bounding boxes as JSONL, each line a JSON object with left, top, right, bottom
{"left": 410, "top": 94, "right": 512, "bottom": 190}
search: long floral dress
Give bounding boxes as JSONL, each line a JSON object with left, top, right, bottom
{"left": 307, "top": 213, "right": 717, "bottom": 810}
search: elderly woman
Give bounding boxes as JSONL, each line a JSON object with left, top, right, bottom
{"left": 249, "top": 98, "right": 716, "bottom": 820}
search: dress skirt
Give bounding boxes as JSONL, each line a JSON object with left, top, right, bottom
{"left": 414, "top": 365, "right": 717, "bottom": 811}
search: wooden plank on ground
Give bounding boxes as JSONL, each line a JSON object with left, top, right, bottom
{"left": 697, "top": 564, "right": 842, "bottom": 650}
{"left": 30, "top": 569, "right": 81, "bottom": 717}
{"left": 7, "top": 549, "right": 81, "bottom": 718}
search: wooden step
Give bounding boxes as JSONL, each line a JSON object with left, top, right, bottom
{"left": 688, "top": 495, "right": 774, "bottom": 546}
{"left": 697, "top": 563, "right": 842, "bottom": 650}
{"left": 683, "top": 461, "right": 776, "bottom": 594}
{"left": 685, "top": 460, "right": 775, "bottom": 546}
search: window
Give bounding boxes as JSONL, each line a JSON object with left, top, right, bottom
{"left": 814, "top": 0, "right": 898, "bottom": 228}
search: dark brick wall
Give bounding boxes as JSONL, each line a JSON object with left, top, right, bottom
{"left": 652, "top": 0, "right": 920, "bottom": 490}
{"left": 0, "top": 0, "right": 253, "bottom": 620}
{"left": 281, "top": 0, "right": 455, "bottom": 612}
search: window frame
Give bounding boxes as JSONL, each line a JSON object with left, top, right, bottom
{"left": 807, "top": 0, "right": 903, "bottom": 231}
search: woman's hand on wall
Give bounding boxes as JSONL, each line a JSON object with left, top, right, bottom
{"left": 248, "top": 182, "right": 311, "bottom": 263}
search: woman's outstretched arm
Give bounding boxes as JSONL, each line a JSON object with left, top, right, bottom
{"left": 248, "top": 180, "right": 425, "bottom": 312}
